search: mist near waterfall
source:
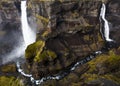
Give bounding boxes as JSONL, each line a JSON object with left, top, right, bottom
{"left": 0, "top": 26, "right": 22, "bottom": 65}
{"left": 1, "top": 1, "right": 36, "bottom": 65}
{"left": 2, "top": 39, "right": 25, "bottom": 64}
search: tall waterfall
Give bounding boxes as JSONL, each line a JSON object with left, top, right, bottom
{"left": 21, "top": 1, "right": 36, "bottom": 47}
{"left": 17, "top": 2, "right": 114, "bottom": 85}
{"left": 2, "top": 1, "right": 36, "bottom": 64}
{"left": 100, "top": 3, "right": 113, "bottom": 42}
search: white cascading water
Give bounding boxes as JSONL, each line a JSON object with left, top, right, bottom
{"left": 17, "top": 0, "right": 36, "bottom": 79}
{"left": 100, "top": 3, "right": 113, "bottom": 42}
{"left": 2, "top": 1, "right": 36, "bottom": 65}
{"left": 17, "top": 2, "right": 113, "bottom": 85}
{"left": 21, "top": 1, "right": 36, "bottom": 47}
{"left": 17, "top": 1, "right": 64, "bottom": 84}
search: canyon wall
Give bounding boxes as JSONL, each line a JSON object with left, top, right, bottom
{"left": 0, "top": 0, "right": 120, "bottom": 86}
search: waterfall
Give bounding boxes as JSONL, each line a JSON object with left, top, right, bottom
{"left": 100, "top": 3, "right": 113, "bottom": 42}
{"left": 16, "top": 2, "right": 114, "bottom": 86}
{"left": 21, "top": 1, "right": 36, "bottom": 47}
{"left": 16, "top": 0, "right": 36, "bottom": 79}
{"left": 2, "top": 1, "right": 36, "bottom": 64}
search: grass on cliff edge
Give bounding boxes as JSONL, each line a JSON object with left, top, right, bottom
{"left": 0, "top": 76, "right": 23, "bottom": 86}
{"left": 25, "top": 40, "right": 57, "bottom": 62}
{"left": 83, "top": 49, "right": 120, "bottom": 84}
{"left": 25, "top": 40, "right": 45, "bottom": 61}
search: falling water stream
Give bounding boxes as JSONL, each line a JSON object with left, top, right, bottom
{"left": 16, "top": 2, "right": 114, "bottom": 85}
{"left": 100, "top": 3, "right": 113, "bottom": 42}
{"left": 21, "top": 1, "right": 36, "bottom": 47}
{"left": 17, "top": 0, "right": 35, "bottom": 81}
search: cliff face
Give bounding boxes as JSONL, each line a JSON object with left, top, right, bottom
{"left": 25, "top": 0, "right": 120, "bottom": 84}
{"left": 0, "top": 0, "right": 21, "bottom": 59}
{"left": 107, "top": 0, "right": 120, "bottom": 45}
{"left": 25, "top": 0, "right": 120, "bottom": 85}
{"left": 26, "top": 0, "right": 104, "bottom": 79}
{"left": 0, "top": 0, "right": 120, "bottom": 86}
{"left": 0, "top": 1, "right": 22, "bottom": 85}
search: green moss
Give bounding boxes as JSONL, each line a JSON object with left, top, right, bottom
{"left": 104, "top": 51, "right": 120, "bottom": 71}
{"left": 103, "top": 74, "right": 120, "bottom": 84}
{"left": 34, "top": 50, "right": 57, "bottom": 62}
{"left": 82, "top": 73, "right": 99, "bottom": 83}
{"left": 25, "top": 40, "right": 45, "bottom": 60}
{"left": 71, "top": 83, "right": 82, "bottom": 86}
{"left": 88, "top": 54, "right": 107, "bottom": 73}
{"left": 1, "top": 64, "right": 16, "bottom": 73}
{"left": 0, "top": 76, "right": 23, "bottom": 86}
{"left": 25, "top": 39, "right": 57, "bottom": 62}
{"left": 84, "top": 50, "right": 120, "bottom": 85}
{"left": 47, "top": 50, "right": 57, "bottom": 59}
{"left": 88, "top": 50, "right": 120, "bottom": 73}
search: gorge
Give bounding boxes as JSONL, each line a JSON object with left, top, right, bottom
{"left": 0, "top": 0, "right": 120, "bottom": 86}
{"left": 16, "top": 1, "right": 114, "bottom": 85}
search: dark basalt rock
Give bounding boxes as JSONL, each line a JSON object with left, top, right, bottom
{"left": 26, "top": 0, "right": 104, "bottom": 80}
{"left": 25, "top": 1, "right": 120, "bottom": 85}
{"left": 107, "top": 0, "right": 120, "bottom": 46}
{"left": 0, "top": 0, "right": 120, "bottom": 86}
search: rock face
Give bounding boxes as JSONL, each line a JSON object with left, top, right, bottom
{"left": 26, "top": 0, "right": 104, "bottom": 80}
{"left": 107, "top": 0, "right": 120, "bottom": 46}
{"left": 0, "top": 0, "right": 21, "bottom": 60}
{"left": 0, "top": 1, "right": 23, "bottom": 85}
{"left": 0, "top": 0, "right": 120, "bottom": 86}
{"left": 25, "top": 0, "right": 120, "bottom": 85}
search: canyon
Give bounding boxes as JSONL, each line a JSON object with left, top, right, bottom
{"left": 0, "top": 0, "right": 120, "bottom": 86}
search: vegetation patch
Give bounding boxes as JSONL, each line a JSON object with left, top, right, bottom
{"left": 0, "top": 76, "right": 23, "bottom": 86}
